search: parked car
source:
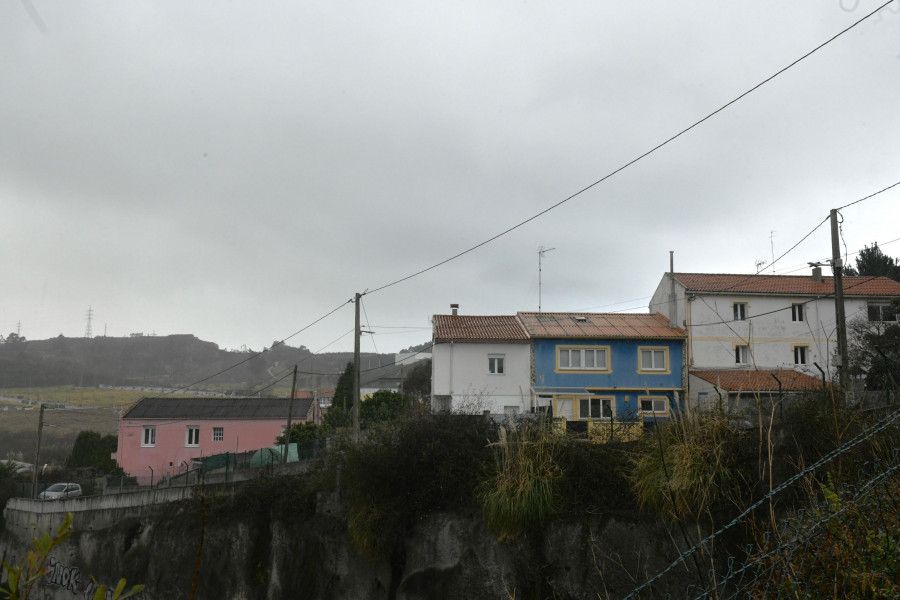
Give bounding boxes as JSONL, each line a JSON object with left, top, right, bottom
{"left": 38, "top": 483, "right": 82, "bottom": 500}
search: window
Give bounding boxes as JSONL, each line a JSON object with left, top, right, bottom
{"left": 185, "top": 426, "right": 200, "bottom": 447}
{"left": 212, "top": 427, "right": 224, "bottom": 442}
{"left": 793, "top": 345, "right": 809, "bottom": 365}
{"left": 141, "top": 426, "right": 156, "bottom": 447}
{"left": 557, "top": 346, "right": 609, "bottom": 371}
{"left": 868, "top": 303, "right": 898, "bottom": 322}
{"left": 791, "top": 303, "right": 804, "bottom": 322}
{"left": 579, "top": 397, "right": 613, "bottom": 420}
{"left": 639, "top": 348, "right": 668, "bottom": 372}
{"left": 733, "top": 302, "right": 748, "bottom": 321}
{"left": 488, "top": 354, "right": 505, "bottom": 374}
{"left": 735, "top": 345, "right": 750, "bottom": 365}
{"left": 639, "top": 396, "right": 668, "bottom": 415}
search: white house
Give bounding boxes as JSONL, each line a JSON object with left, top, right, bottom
{"left": 650, "top": 271, "right": 900, "bottom": 401}
{"left": 431, "top": 308, "right": 532, "bottom": 415}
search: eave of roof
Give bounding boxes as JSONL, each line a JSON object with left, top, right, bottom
{"left": 123, "top": 397, "right": 314, "bottom": 420}
{"left": 672, "top": 273, "right": 900, "bottom": 297}
{"left": 516, "top": 311, "right": 685, "bottom": 339}
{"left": 432, "top": 314, "right": 530, "bottom": 342}
{"left": 690, "top": 369, "right": 822, "bottom": 392}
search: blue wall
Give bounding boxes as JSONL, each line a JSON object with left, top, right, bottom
{"left": 533, "top": 338, "right": 684, "bottom": 420}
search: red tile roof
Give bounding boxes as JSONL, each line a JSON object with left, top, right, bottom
{"left": 517, "top": 312, "right": 685, "bottom": 339}
{"left": 690, "top": 369, "right": 822, "bottom": 392}
{"left": 432, "top": 315, "right": 529, "bottom": 342}
{"left": 672, "top": 273, "right": 900, "bottom": 297}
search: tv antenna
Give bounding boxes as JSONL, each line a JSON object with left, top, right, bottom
{"left": 538, "top": 246, "right": 556, "bottom": 313}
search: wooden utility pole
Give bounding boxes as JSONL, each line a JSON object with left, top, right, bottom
{"left": 31, "top": 403, "right": 45, "bottom": 499}
{"left": 353, "top": 292, "right": 361, "bottom": 443}
{"left": 830, "top": 209, "right": 850, "bottom": 389}
{"left": 283, "top": 365, "right": 298, "bottom": 464}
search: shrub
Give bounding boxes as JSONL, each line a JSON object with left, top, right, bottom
{"left": 478, "top": 420, "right": 563, "bottom": 539}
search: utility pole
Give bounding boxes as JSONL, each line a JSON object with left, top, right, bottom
{"left": 830, "top": 209, "right": 849, "bottom": 389}
{"left": 283, "top": 365, "right": 298, "bottom": 464}
{"left": 353, "top": 293, "right": 361, "bottom": 443}
{"left": 31, "top": 403, "right": 45, "bottom": 499}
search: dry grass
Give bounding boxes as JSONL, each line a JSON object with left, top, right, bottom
{"left": 0, "top": 385, "right": 147, "bottom": 408}
{"left": 0, "top": 402, "right": 118, "bottom": 466}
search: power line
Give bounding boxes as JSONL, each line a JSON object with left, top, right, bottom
{"left": 837, "top": 179, "right": 900, "bottom": 210}
{"left": 364, "top": 2, "right": 893, "bottom": 297}
{"left": 164, "top": 299, "right": 353, "bottom": 395}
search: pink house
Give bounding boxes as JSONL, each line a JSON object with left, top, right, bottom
{"left": 114, "top": 396, "right": 319, "bottom": 483}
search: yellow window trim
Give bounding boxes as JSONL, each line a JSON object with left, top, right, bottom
{"left": 555, "top": 344, "right": 612, "bottom": 374}
{"left": 577, "top": 395, "right": 615, "bottom": 420}
{"left": 636, "top": 345, "right": 670, "bottom": 375}
{"left": 638, "top": 394, "right": 669, "bottom": 415}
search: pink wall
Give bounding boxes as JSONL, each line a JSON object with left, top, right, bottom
{"left": 114, "top": 416, "right": 304, "bottom": 481}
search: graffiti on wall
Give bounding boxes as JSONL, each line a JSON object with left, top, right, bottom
{"left": 46, "top": 556, "right": 119, "bottom": 600}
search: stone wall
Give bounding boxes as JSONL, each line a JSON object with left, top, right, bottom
{"left": 1, "top": 480, "right": 691, "bottom": 599}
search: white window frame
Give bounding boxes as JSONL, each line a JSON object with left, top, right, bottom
{"left": 185, "top": 426, "right": 200, "bottom": 447}
{"left": 212, "top": 426, "right": 224, "bottom": 442}
{"left": 733, "top": 302, "right": 748, "bottom": 321}
{"left": 868, "top": 303, "right": 897, "bottom": 322}
{"left": 579, "top": 396, "right": 614, "bottom": 420}
{"left": 557, "top": 346, "right": 610, "bottom": 372}
{"left": 488, "top": 354, "right": 505, "bottom": 375}
{"left": 793, "top": 345, "right": 809, "bottom": 365}
{"left": 791, "top": 303, "right": 804, "bottom": 322}
{"left": 141, "top": 425, "right": 156, "bottom": 447}
{"left": 735, "top": 345, "right": 750, "bottom": 365}
{"left": 638, "top": 347, "right": 669, "bottom": 373}
{"left": 639, "top": 396, "right": 668, "bottom": 416}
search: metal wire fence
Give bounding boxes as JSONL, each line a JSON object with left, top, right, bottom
{"left": 621, "top": 400, "right": 900, "bottom": 600}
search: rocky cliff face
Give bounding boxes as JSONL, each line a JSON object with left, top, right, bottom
{"left": 1, "top": 484, "right": 689, "bottom": 600}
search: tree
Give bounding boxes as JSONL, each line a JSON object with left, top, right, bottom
{"left": 333, "top": 361, "right": 354, "bottom": 412}
{"left": 360, "top": 390, "right": 411, "bottom": 423}
{"left": 846, "top": 310, "right": 900, "bottom": 390}
{"left": 275, "top": 422, "right": 321, "bottom": 445}
{"left": 66, "top": 431, "right": 123, "bottom": 475}
{"left": 846, "top": 243, "right": 900, "bottom": 281}
{"left": 402, "top": 359, "right": 431, "bottom": 401}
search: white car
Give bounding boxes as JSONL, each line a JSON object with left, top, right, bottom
{"left": 38, "top": 483, "right": 82, "bottom": 500}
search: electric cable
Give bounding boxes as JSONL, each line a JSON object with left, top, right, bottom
{"left": 363, "top": 2, "right": 894, "bottom": 298}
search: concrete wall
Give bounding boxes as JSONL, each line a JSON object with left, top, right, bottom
{"left": 431, "top": 341, "right": 532, "bottom": 413}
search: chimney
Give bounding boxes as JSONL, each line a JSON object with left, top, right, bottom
{"left": 450, "top": 303, "right": 459, "bottom": 316}
{"left": 811, "top": 266, "right": 823, "bottom": 282}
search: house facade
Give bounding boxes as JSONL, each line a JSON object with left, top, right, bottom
{"left": 650, "top": 271, "right": 900, "bottom": 400}
{"left": 114, "top": 396, "right": 317, "bottom": 484}
{"left": 431, "top": 312, "right": 532, "bottom": 414}
{"left": 517, "top": 312, "right": 686, "bottom": 421}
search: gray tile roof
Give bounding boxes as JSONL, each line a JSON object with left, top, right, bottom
{"left": 123, "top": 397, "right": 313, "bottom": 420}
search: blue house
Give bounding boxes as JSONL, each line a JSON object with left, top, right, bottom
{"left": 517, "top": 312, "right": 686, "bottom": 423}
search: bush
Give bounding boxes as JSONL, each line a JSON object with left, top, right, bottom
{"left": 335, "top": 413, "right": 496, "bottom": 561}
{"left": 478, "top": 421, "right": 563, "bottom": 539}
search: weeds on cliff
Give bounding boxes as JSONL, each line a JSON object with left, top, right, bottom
{"left": 478, "top": 420, "right": 562, "bottom": 540}
{"left": 629, "top": 409, "right": 749, "bottom": 523}
{"left": 336, "top": 412, "right": 496, "bottom": 561}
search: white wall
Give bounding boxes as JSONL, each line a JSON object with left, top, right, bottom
{"left": 432, "top": 341, "right": 532, "bottom": 414}
{"left": 685, "top": 294, "right": 869, "bottom": 374}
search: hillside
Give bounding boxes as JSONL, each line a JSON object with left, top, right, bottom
{"left": 0, "top": 334, "right": 414, "bottom": 392}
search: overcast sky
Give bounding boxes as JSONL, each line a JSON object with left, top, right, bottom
{"left": 2, "top": 1, "right": 899, "bottom": 357}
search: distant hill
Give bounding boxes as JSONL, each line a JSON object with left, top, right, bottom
{"left": 0, "top": 334, "right": 419, "bottom": 392}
